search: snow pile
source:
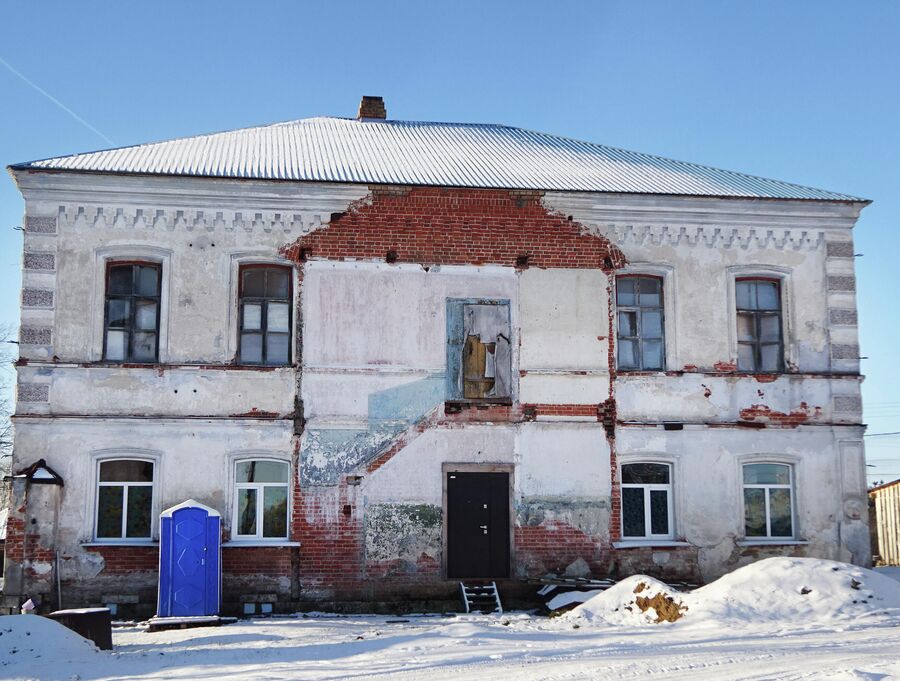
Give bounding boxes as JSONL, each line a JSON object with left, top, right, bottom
{"left": 0, "top": 614, "right": 100, "bottom": 672}
{"left": 566, "top": 575, "right": 688, "bottom": 625}
{"left": 566, "top": 558, "right": 900, "bottom": 627}
{"left": 687, "top": 557, "right": 900, "bottom": 625}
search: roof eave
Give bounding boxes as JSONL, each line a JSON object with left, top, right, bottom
{"left": 6, "top": 165, "right": 872, "bottom": 206}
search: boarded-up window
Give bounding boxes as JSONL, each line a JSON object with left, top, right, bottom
{"left": 447, "top": 300, "right": 511, "bottom": 400}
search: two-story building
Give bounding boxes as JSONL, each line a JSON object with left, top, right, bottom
{"left": 2, "top": 97, "right": 870, "bottom": 616}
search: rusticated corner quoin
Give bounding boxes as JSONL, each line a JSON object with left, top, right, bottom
{"left": 279, "top": 185, "right": 627, "bottom": 272}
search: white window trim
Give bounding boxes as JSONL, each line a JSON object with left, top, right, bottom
{"left": 739, "top": 459, "right": 798, "bottom": 541}
{"left": 619, "top": 460, "right": 676, "bottom": 541}
{"left": 89, "top": 449, "right": 161, "bottom": 544}
{"left": 229, "top": 455, "right": 292, "bottom": 543}
{"left": 226, "top": 252, "right": 296, "bottom": 365}
{"left": 615, "top": 264, "right": 677, "bottom": 371}
{"left": 725, "top": 266, "right": 795, "bottom": 372}
{"left": 91, "top": 246, "right": 173, "bottom": 363}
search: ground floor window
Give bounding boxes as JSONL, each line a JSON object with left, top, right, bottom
{"left": 621, "top": 462, "right": 673, "bottom": 540}
{"left": 743, "top": 463, "right": 794, "bottom": 538}
{"left": 95, "top": 459, "right": 154, "bottom": 540}
{"left": 234, "top": 460, "right": 289, "bottom": 539}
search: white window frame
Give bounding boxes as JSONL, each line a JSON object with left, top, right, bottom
{"left": 93, "top": 457, "right": 157, "bottom": 542}
{"left": 621, "top": 462, "right": 675, "bottom": 541}
{"left": 741, "top": 462, "right": 795, "bottom": 540}
{"left": 232, "top": 458, "right": 290, "bottom": 541}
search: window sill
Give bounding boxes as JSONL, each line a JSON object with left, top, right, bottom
{"left": 81, "top": 541, "right": 159, "bottom": 547}
{"left": 736, "top": 539, "right": 808, "bottom": 547}
{"left": 613, "top": 540, "right": 691, "bottom": 549}
{"left": 222, "top": 541, "right": 301, "bottom": 548}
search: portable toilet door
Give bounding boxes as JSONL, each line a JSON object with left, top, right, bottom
{"left": 157, "top": 500, "right": 221, "bottom": 618}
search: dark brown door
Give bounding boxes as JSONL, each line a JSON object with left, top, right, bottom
{"left": 447, "top": 472, "right": 510, "bottom": 578}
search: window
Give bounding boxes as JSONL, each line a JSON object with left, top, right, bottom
{"left": 239, "top": 265, "right": 292, "bottom": 365}
{"left": 743, "top": 463, "right": 794, "bottom": 538}
{"left": 736, "top": 279, "right": 783, "bottom": 372}
{"left": 104, "top": 262, "right": 161, "bottom": 362}
{"left": 233, "top": 460, "right": 289, "bottom": 540}
{"left": 95, "top": 459, "right": 154, "bottom": 540}
{"left": 616, "top": 276, "right": 664, "bottom": 371}
{"left": 446, "top": 299, "right": 512, "bottom": 400}
{"left": 621, "top": 463, "right": 673, "bottom": 540}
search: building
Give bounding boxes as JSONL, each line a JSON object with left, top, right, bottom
{"left": 2, "top": 96, "right": 871, "bottom": 616}
{"left": 869, "top": 479, "right": 900, "bottom": 565}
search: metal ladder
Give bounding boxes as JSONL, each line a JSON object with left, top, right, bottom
{"left": 460, "top": 581, "right": 503, "bottom": 614}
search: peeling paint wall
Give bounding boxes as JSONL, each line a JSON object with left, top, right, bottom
{"left": 4, "top": 171, "right": 870, "bottom": 613}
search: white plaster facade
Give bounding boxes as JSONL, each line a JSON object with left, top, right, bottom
{"left": 2, "top": 120, "right": 870, "bottom": 614}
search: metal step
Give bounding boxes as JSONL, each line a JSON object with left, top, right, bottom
{"left": 459, "top": 581, "right": 503, "bottom": 614}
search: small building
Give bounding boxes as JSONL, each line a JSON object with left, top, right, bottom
{"left": 2, "top": 96, "right": 871, "bottom": 616}
{"left": 869, "top": 479, "right": 900, "bottom": 566}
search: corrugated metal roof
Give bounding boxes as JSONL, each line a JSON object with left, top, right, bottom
{"left": 10, "top": 117, "right": 863, "bottom": 201}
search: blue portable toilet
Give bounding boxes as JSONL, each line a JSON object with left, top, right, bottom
{"left": 157, "top": 500, "right": 221, "bottom": 618}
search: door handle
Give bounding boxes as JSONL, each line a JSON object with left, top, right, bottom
{"left": 479, "top": 525, "right": 488, "bottom": 529}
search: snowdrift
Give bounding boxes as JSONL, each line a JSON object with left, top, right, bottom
{"left": 0, "top": 614, "right": 100, "bottom": 672}
{"left": 566, "top": 557, "right": 900, "bottom": 627}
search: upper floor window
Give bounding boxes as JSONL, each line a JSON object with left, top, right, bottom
{"left": 742, "top": 463, "right": 794, "bottom": 539}
{"left": 95, "top": 459, "right": 154, "bottom": 540}
{"left": 621, "top": 462, "right": 673, "bottom": 540}
{"left": 104, "top": 262, "right": 161, "bottom": 362}
{"left": 736, "top": 279, "right": 783, "bottom": 372}
{"left": 234, "top": 459, "right": 289, "bottom": 540}
{"left": 239, "top": 265, "right": 292, "bottom": 366}
{"left": 446, "top": 299, "right": 512, "bottom": 401}
{"left": 616, "top": 276, "right": 664, "bottom": 371}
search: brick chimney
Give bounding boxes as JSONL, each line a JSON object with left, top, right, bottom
{"left": 358, "top": 96, "right": 386, "bottom": 120}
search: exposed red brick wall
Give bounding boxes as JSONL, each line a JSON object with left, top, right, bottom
{"left": 278, "top": 185, "right": 628, "bottom": 597}
{"left": 281, "top": 186, "right": 625, "bottom": 271}
{"left": 442, "top": 403, "right": 521, "bottom": 422}
{"left": 222, "top": 547, "right": 295, "bottom": 575}
{"left": 295, "top": 484, "right": 365, "bottom": 597}
{"left": 86, "top": 546, "right": 158, "bottom": 573}
{"left": 738, "top": 402, "right": 821, "bottom": 427}
{"left": 4, "top": 515, "right": 25, "bottom": 563}
{"left": 522, "top": 404, "right": 598, "bottom": 418}
{"left": 516, "top": 523, "right": 608, "bottom": 575}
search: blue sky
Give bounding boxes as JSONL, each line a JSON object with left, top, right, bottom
{"left": 1, "top": 1, "right": 898, "bottom": 482}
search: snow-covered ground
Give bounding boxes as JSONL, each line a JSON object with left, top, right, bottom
{"left": 3, "top": 558, "right": 899, "bottom": 681}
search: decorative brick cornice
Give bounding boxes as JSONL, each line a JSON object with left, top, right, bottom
{"left": 604, "top": 224, "right": 824, "bottom": 252}
{"left": 59, "top": 204, "right": 330, "bottom": 235}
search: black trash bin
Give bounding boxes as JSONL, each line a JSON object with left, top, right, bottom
{"left": 47, "top": 607, "right": 113, "bottom": 650}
